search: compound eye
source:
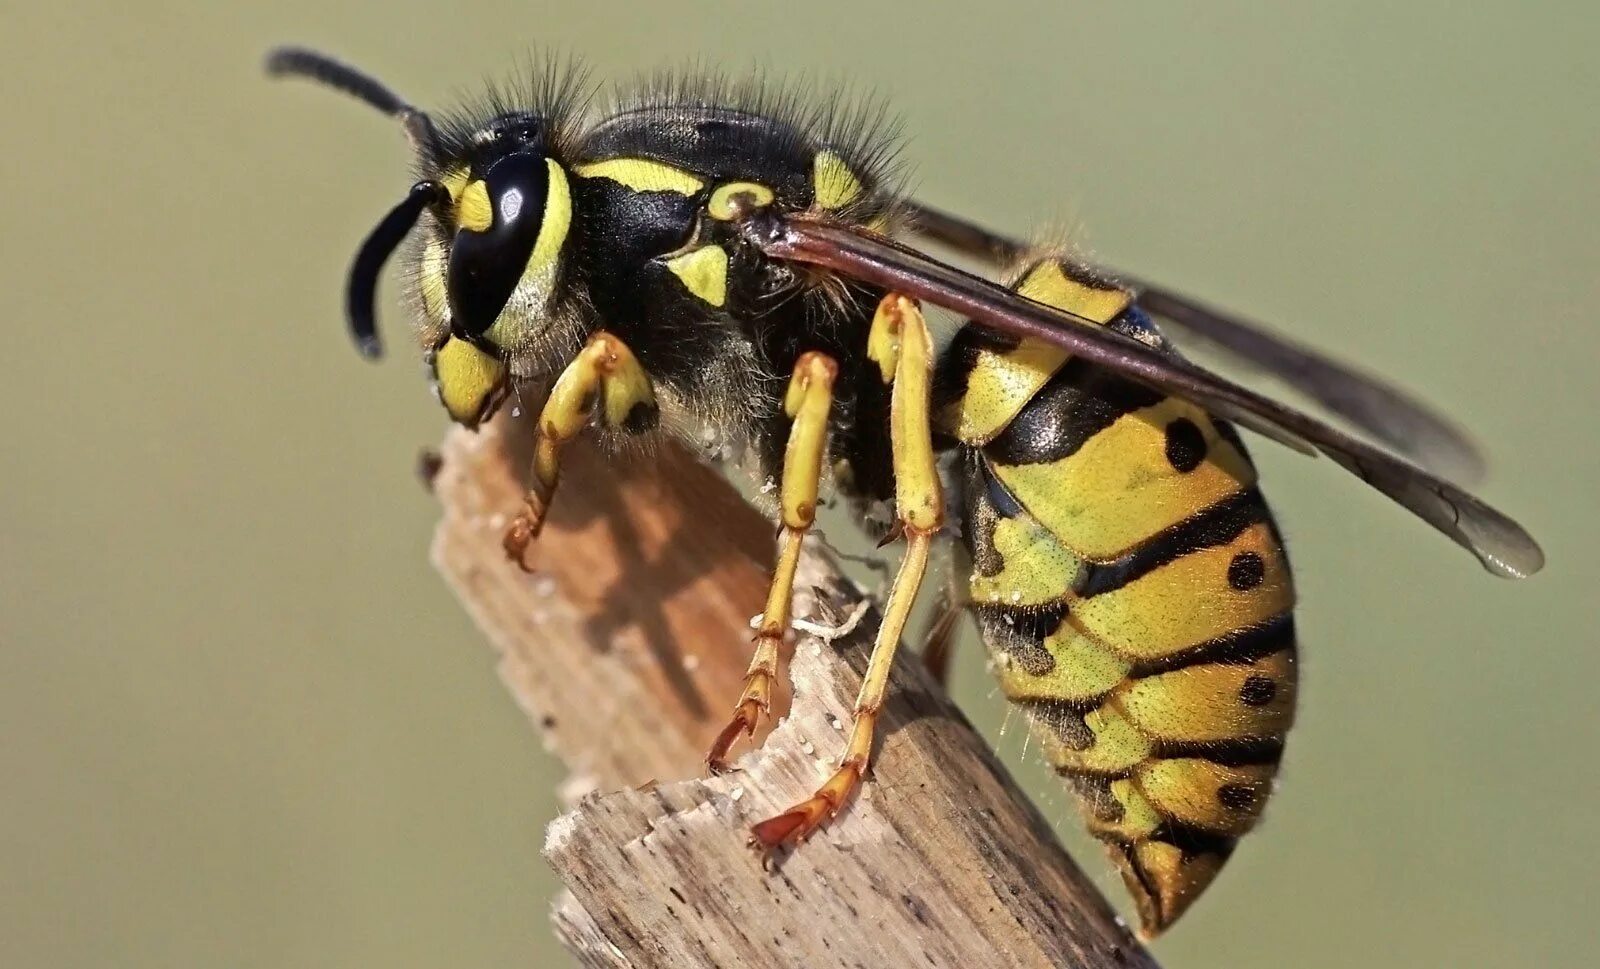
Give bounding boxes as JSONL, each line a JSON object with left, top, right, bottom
{"left": 446, "top": 151, "right": 550, "bottom": 338}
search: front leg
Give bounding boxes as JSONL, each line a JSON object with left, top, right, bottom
{"left": 503, "top": 331, "right": 657, "bottom": 569}
{"left": 751, "top": 294, "right": 944, "bottom": 849}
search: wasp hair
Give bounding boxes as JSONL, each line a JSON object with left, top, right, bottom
{"left": 424, "top": 51, "right": 594, "bottom": 172}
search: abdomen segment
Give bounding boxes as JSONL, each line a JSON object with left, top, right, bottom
{"left": 940, "top": 258, "right": 1300, "bottom": 935}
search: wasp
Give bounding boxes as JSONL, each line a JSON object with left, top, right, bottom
{"left": 266, "top": 47, "right": 1543, "bottom": 936}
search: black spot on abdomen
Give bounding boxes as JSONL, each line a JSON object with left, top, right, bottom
{"left": 1164, "top": 417, "right": 1207, "bottom": 472}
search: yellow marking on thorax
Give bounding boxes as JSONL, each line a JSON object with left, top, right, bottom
{"left": 484, "top": 160, "right": 572, "bottom": 350}
{"left": 812, "top": 150, "right": 863, "bottom": 209}
{"left": 708, "top": 181, "right": 775, "bottom": 220}
{"left": 575, "top": 158, "right": 705, "bottom": 195}
{"left": 1069, "top": 522, "right": 1293, "bottom": 660}
{"left": 947, "top": 261, "right": 1132, "bottom": 444}
{"left": 991, "top": 400, "right": 1256, "bottom": 561}
{"left": 665, "top": 245, "right": 729, "bottom": 307}
{"left": 433, "top": 336, "right": 507, "bottom": 426}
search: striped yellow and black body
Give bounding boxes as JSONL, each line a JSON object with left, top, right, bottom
{"left": 937, "top": 260, "right": 1299, "bottom": 933}
{"left": 270, "top": 46, "right": 1541, "bottom": 942}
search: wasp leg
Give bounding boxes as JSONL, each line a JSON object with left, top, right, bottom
{"left": 706, "top": 352, "right": 838, "bottom": 773}
{"left": 503, "top": 332, "right": 656, "bottom": 569}
{"left": 751, "top": 294, "right": 942, "bottom": 850}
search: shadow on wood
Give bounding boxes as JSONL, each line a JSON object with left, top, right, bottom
{"left": 429, "top": 415, "right": 1157, "bottom": 969}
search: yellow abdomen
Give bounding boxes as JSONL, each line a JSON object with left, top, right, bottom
{"left": 939, "top": 259, "right": 1299, "bottom": 935}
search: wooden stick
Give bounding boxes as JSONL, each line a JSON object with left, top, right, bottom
{"left": 429, "top": 416, "right": 1158, "bottom": 969}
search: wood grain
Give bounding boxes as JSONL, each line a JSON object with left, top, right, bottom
{"left": 429, "top": 416, "right": 1157, "bottom": 969}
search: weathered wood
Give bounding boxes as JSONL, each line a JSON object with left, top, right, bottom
{"left": 429, "top": 416, "right": 1157, "bottom": 969}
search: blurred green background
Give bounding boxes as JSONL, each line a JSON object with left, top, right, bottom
{"left": 3, "top": 2, "right": 1595, "bottom": 967}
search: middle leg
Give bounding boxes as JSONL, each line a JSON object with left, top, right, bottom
{"left": 705, "top": 351, "right": 838, "bottom": 773}
{"left": 750, "top": 294, "right": 944, "bottom": 849}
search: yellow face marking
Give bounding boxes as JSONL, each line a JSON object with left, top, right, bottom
{"left": 456, "top": 179, "right": 493, "bottom": 233}
{"left": 945, "top": 262, "right": 1132, "bottom": 445}
{"left": 432, "top": 336, "right": 507, "bottom": 426}
{"left": 708, "top": 181, "right": 776, "bottom": 221}
{"left": 574, "top": 158, "right": 705, "bottom": 195}
{"left": 665, "top": 245, "right": 729, "bottom": 307}
{"left": 1135, "top": 758, "right": 1277, "bottom": 836}
{"left": 992, "top": 399, "right": 1258, "bottom": 561}
{"left": 812, "top": 150, "right": 864, "bottom": 210}
{"left": 1071, "top": 523, "right": 1292, "bottom": 660}
{"left": 1118, "top": 647, "right": 1297, "bottom": 743}
{"left": 1046, "top": 702, "right": 1151, "bottom": 775}
{"left": 970, "top": 515, "right": 1083, "bottom": 607}
{"left": 997, "top": 619, "right": 1132, "bottom": 704}
{"left": 438, "top": 166, "right": 471, "bottom": 201}
{"left": 483, "top": 160, "right": 572, "bottom": 349}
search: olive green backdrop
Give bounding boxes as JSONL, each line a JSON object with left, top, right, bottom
{"left": 3, "top": 2, "right": 1595, "bottom": 967}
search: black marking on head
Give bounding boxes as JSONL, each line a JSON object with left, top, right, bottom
{"left": 1237, "top": 675, "right": 1277, "bottom": 707}
{"left": 1227, "top": 551, "right": 1267, "bottom": 591}
{"left": 1164, "top": 417, "right": 1207, "bottom": 472}
{"left": 1075, "top": 490, "right": 1268, "bottom": 598}
{"left": 421, "top": 55, "right": 592, "bottom": 174}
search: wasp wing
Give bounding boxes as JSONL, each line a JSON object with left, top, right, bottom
{"left": 902, "top": 202, "right": 1487, "bottom": 485}
{"left": 751, "top": 214, "right": 1542, "bottom": 579}
{"left": 1123, "top": 282, "right": 1486, "bottom": 485}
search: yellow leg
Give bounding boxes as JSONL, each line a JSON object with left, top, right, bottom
{"left": 751, "top": 294, "right": 943, "bottom": 849}
{"left": 503, "top": 331, "right": 656, "bottom": 569}
{"left": 707, "top": 352, "right": 839, "bottom": 773}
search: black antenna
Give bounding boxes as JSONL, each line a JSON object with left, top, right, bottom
{"left": 266, "top": 45, "right": 438, "bottom": 149}
{"left": 265, "top": 46, "right": 409, "bottom": 114}
{"left": 267, "top": 47, "right": 447, "bottom": 358}
{"left": 344, "top": 181, "right": 449, "bottom": 359}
